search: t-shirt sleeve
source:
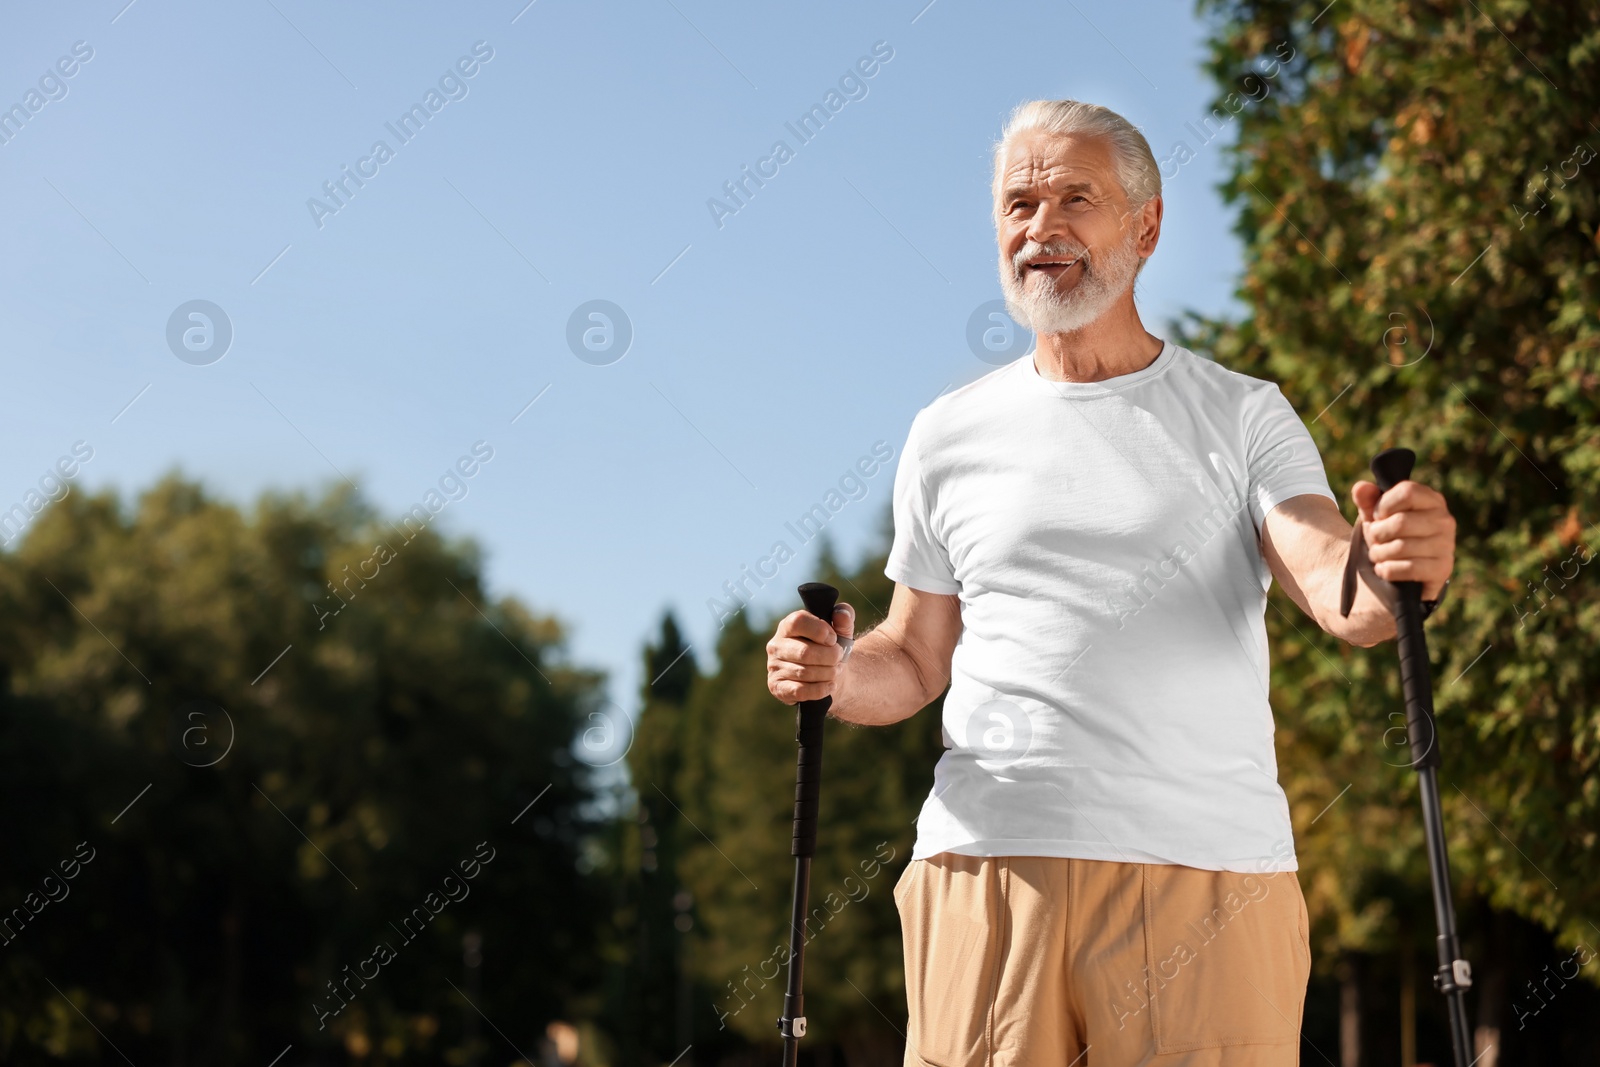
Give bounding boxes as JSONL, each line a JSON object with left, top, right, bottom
{"left": 885, "top": 413, "right": 960, "bottom": 595}
{"left": 1244, "top": 384, "right": 1337, "bottom": 532}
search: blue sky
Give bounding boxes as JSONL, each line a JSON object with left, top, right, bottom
{"left": 0, "top": 0, "right": 1256, "bottom": 726}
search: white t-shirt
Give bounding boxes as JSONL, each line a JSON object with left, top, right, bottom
{"left": 885, "top": 339, "right": 1335, "bottom": 872}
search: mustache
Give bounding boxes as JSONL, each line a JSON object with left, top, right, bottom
{"left": 1011, "top": 241, "right": 1091, "bottom": 275}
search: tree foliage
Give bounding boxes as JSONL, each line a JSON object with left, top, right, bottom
{"left": 624, "top": 536, "right": 941, "bottom": 1064}
{"left": 0, "top": 477, "right": 604, "bottom": 1065}
{"left": 1176, "top": 0, "right": 1600, "bottom": 1044}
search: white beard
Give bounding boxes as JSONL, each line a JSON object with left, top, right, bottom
{"left": 999, "top": 227, "right": 1142, "bottom": 336}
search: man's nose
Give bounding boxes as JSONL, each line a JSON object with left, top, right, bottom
{"left": 1024, "top": 200, "right": 1073, "bottom": 245}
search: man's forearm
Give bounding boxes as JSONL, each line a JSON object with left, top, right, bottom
{"left": 1263, "top": 496, "right": 1403, "bottom": 648}
{"left": 1311, "top": 573, "right": 1397, "bottom": 647}
{"left": 830, "top": 625, "right": 946, "bottom": 726}
{"left": 1297, "top": 526, "right": 1398, "bottom": 646}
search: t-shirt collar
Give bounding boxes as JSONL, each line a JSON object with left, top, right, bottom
{"left": 1015, "top": 338, "right": 1175, "bottom": 399}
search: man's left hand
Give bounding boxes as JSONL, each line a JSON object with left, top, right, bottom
{"left": 1351, "top": 478, "right": 1456, "bottom": 600}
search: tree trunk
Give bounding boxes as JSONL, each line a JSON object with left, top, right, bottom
{"left": 1400, "top": 946, "right": 1417, "bottom": 1067}
{"left": 1472, "top": 910, "right": 1508, "bottom": 1067}
{"left": 219, "top": 889, "right": 243, "bottom": 1065}
{"left": 1338, "top": 954, "right": 1361, "bottom": 1067}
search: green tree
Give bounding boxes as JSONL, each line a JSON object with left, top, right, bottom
{"left": 597, "top": 612, "right": 702, "bottom": 1066}
{"left": 656, "top": 536, "right": 944, "bottom": 1065}
{"left": 0, "top": 476, "right": 606, "bottom": 1065}
{"left": 1180, "top": 0, "right": 1600, "bottom": 1058}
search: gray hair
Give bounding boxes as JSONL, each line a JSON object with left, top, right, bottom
{"left": 991, "top": 99, "right": 1161, "bottom": 220}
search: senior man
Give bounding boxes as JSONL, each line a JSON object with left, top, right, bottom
{"left": 765, "top": 99, "right": 1455, "bottom": 1066}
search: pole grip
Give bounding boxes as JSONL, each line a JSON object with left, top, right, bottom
{"left": 1392, "top": 590, "right": 1440, "bottom": 769}
{"left": 792, "top": 583, "right": 838, "bottom": 857}
{"left": 1370, "top": 449, "right": 1440, "bottom": 769}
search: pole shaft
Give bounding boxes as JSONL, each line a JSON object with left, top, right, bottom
{"left": 781, "top": 855, "right": 812, "bottom": 1067}
{"left": 1419, "top": 768, "right": 1473, "bottom": 1066}
{"left": 1397, "top": 594, "right": 1470, "bottom": 1067}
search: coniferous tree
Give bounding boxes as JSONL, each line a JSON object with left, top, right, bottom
{"left": 602, "top": 613, "right": 702, "bottom": 1065}
{"left": 663, "top": 537, "right": 944, "bottom": 1064}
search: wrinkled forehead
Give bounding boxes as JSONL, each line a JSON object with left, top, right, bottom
{"left": 997, "top": 131, "right": 1118, "bottom": 200}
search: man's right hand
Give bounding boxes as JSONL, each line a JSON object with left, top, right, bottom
{"left": 766, "top": 602, "right": 856, "bottom": 705}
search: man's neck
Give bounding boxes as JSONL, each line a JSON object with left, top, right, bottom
{"left": 1031, "top": 302, "right": 1164, "bottom": 383}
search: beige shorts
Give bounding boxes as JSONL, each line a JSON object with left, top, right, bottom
{"left": 894, "top": 853, "right": 1311, "bottom": 1066}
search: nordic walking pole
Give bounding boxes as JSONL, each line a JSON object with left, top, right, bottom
{"left": 778, "top": 581, "right": 839, "bottom": 1066}
{"left": 1342, "top": 448, "right": 1472, "bottom": 1067}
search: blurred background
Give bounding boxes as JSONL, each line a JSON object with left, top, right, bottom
{"left": 0, "top": 0, "right": 1596, "bottom": 1063}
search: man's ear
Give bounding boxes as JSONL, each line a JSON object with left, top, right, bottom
{"left": 1131, "top": 195, "right": 1163, "bottom": 260}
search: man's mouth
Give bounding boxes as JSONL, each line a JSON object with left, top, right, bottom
{"left": 1025, "top": 257, "right": 1081, "bottom": 277}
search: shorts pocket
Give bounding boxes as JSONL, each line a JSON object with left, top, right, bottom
{"left": 1141, "top": 864, "right": 1308, "bottom": 1054}
{"left": 899, "top": 855, "right": 1000, "bottom": 1067}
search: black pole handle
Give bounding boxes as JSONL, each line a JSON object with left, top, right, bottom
{"left": 1370, "top": 446, "right": 1415, "bottom": 496}
{"left": 791, "top": 582, "right": 838, "bottom": 857}
{"left": 1369, "top": 448, "right": 1439, "bottom": 770}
